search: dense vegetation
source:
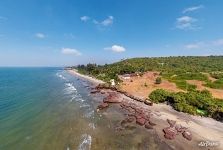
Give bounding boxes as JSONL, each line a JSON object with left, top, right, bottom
{"left": 75, "top": 56, "right": 223, "bottom": 121}
{"left": 149, "top": 89, "right": 223, "bottom": 121}
{"left": 76, "top": 56, "right": 223, "bottom": 90}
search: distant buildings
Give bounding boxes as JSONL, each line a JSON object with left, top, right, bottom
{"left": 119, "top": 72, "right": 141, "bottom": 80}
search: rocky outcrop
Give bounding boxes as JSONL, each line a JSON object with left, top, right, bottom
{"left": 136, "top": 117, "right": 146, "bottom": 126}
{"left": 103, "top": 92, "right": 122, "bottom": 103}
{"left": 162, "top": 119, "right": 192, "bottom": 141}
{"left": 163, "top": 127, "right": 177, "bottom": 140}
{"left": 95, "top": 84, "right": 145, "bottom": 102}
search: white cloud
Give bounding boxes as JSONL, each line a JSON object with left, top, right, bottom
{"left": 35, "top": 33, "right": 46, "bottom": 39}
{"left": 185, "top": 42, "right": 204, "bottom": 49}
{"left": 176, "top": 16, "right": 198, "bottom": 30}
{"left": 80, "top": 16, "right": 90, "bottom": 22}
{"left": 94, "top": 16, "right": 114, "bottom": 26}
{"left": 183, "top": 5, "right": 204, "bottom": 13}
{"left": 185, "top": 39, "right": 223, "bottom": 50}
{"left": 104, "top": 45, "right": 126, "bottom": 53}
{"left": 213, "top": 39, "right": 223, "bottom": 46}
{"left": 61, "top": 48, "right": 82, "bottom": 56}
{"left": 101, "top": 16, "right": 114, "bottom": 26}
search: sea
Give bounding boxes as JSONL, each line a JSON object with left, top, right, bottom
{"left": 0, "top": 68, "right": 168, "bottom": 150}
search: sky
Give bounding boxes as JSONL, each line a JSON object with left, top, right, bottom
{"left": 0, "top": 0, "right": 223, "bottom": 67}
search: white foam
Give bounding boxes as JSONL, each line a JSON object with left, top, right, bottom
{"left": 78, "top": 134, "right": 92, "bottom": 150}
{"left": 65, "top": 83, "right": 77, "bottom": 94}
{"left": 88, "top": 123, "right": 96, "bottom": 130}
{"left": 56, "top": 72, "right": 67, "bottom": 80}
{"left": 80, "top": 103, "right": 90, "bottom": 108}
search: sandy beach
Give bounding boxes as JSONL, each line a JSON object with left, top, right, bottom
{"left": 67, "top": 69, "right": 105, "bottom": 85}
{"left": 68, "top": 69, "right": 223, "bottom": 150}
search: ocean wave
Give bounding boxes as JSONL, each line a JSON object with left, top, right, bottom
{"left": 80, "top": 103, "right": 90, "bottom": 108}
{"left": 78, "top": 134, "right": 92, "bottom": 150}
{"left": 56, "top": 72, "right": 67, "bottom": 80}
{"left": 64, "top": 83, "right": 77, "bottom": 94}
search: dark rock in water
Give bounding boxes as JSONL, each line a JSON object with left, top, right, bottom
{"left": 103, "top": 97, "right": 122, "bottom": 103}
{"left": 91, "top": 90, "right": 100, "bottom": 94}
{"left": 182, "top": 131, "right": 192, "bottom": 141}
{"left": 175, "top": 124, "right": 187, "bottom": 133}
{"left": 163, "top": 127, "right": 177, "bottom": 140}
{"left": 97, "top": 103, "right": 109, "bottom": 110}
{"left": 136, "top": 117, "right": 146, "bottom": 126}
{"left": 145, "top": 122, "right": 153, "bottom": 129}
{"left": 167, "top": 119, "right": 176, "bottom": 127}
{"left": 100, "top": 91, "right": 106, "bottom": 94}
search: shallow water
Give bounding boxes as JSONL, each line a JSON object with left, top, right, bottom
{"left": 0, "top": 68, "right": 169, "bottom": 150}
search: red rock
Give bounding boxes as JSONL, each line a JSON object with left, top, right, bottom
{"left": 182, "top": 131, "right": 192, "bottom": 141}
{"left": 103, "top": 94, "right": 122, "bottom": 103}
{"left": 163, "top": 127, "right": 177, "bottom": 137}
{"left": 167, "top": 119, "right": 176, "bottom": 127}
{"left": 97, "top": 103, "right": 109, "bottom": 110}
{"left": 136, "top": 117, "right": 146, "bottom": 126}
{"left": 164, "top": 133, "right": 175, "bottom": 140}
{"left": 145, "top": 122, "right": 153, "bottom": 129}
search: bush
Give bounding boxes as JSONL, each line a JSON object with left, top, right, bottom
{"left": 148, "top": 89, "right": 223, "bottom": 119}
{"left": 149, "top": 89, "right": 170, "bottom": 103}
{"left": 155, "top": 77, "right": 162, "bottom": 84}
{"left": 173, "top": 102, "right": 197, "bottom": 115}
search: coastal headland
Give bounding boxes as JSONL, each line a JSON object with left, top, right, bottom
{"left": 68, "top": 69, "right": 223, "bottom": 150}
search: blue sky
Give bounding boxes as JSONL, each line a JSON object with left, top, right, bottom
{"left": 0, "top": 0, "right": 223, "bottom": 66}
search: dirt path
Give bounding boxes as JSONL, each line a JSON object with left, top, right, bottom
{"left": 187, "top": 80, "right": 223, "bottom": 99}
{"left": 120, "top": 71, "right": 183, "bottom": 99}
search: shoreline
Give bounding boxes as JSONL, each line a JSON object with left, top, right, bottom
{"left": 67, "top": 69, "right": 223, "bottom": 150}
{"left": 67, "top": 69, "right": 105, "bottom": 85}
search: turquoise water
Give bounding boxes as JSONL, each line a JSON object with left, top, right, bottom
{"left": 0, "top": 68, "right": 168, "bottom": 150}
{"left": 0, "top": 68, "right": 96, "bottom": 150}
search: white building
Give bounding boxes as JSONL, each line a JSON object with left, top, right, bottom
{"left": 110, "top": 79, "right": 116, "bottom": 86}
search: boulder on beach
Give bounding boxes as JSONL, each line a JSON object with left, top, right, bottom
{"left": 144, "top": 100, "right": 153, "bottom": 106}
{"left": 136, "top": 117, "right": 146, "bottom": 126}
{"left": 182, "top": 131, "right": 192, "bottom": 141}
{"left": 97, "top": 103, "right": 109, "bottom": 110}
{"left": 163, "top": 127, "right": 177, "bottom": 140}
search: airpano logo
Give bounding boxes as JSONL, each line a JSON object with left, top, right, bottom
{"left": 198, "top": 140, "right": 219, "bottom": 147}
